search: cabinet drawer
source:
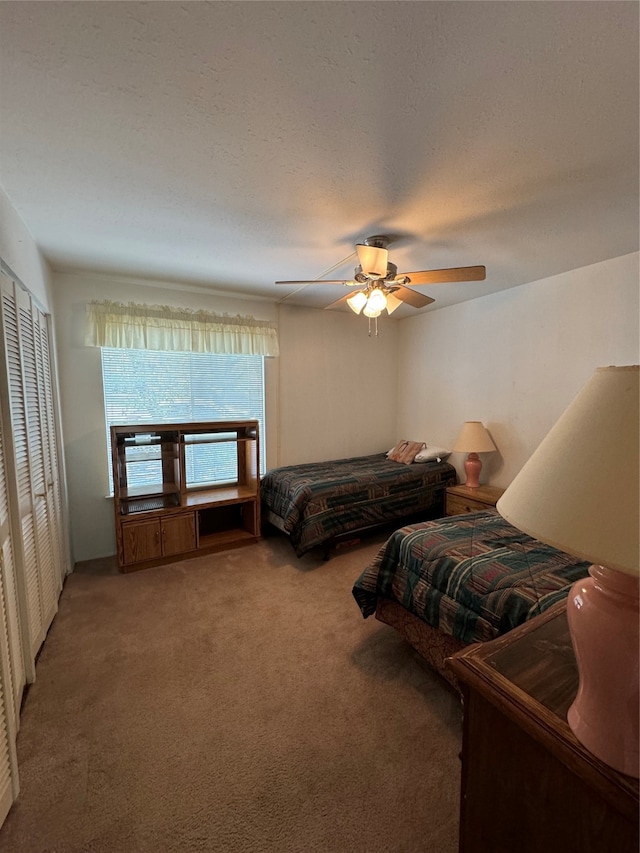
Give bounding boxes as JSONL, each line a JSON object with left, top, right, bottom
{"left": 446, "top": 495, "right": 490, "bottom": 516}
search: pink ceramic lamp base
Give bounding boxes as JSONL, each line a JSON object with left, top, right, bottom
{"left": 463, "top": 452, "right": 482, "bottom": 488}
{"left": 567, "top": 564, "right": 639, "bottom": 777}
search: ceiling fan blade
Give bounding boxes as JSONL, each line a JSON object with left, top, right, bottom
{"left": 356, "top": 244, "right": 388, "bottom": 278}
{"left": 275, "top": 279, "right": 353, "bottom": 286}
{"left": 393, "top": 285, "right": 436, "bottom": 309}
{"left": 400, "top": 265, "right": 486, "bottom": 285}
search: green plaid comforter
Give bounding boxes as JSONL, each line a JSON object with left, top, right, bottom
{"left": 352, "top": 509, "right": 590, "bottom": 644}
{"left": 260, "top": 453, "right": 457, "bottom": 557}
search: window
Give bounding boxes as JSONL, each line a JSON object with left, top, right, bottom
{"left": 101, "top": 348, "right": 265, "bottom": 490}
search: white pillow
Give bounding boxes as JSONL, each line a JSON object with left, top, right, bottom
{"left": 414, "top": 445, "right": 451, "bottom": 463}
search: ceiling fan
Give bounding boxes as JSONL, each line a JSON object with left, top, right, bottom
{"left": 275, "top": 236, "right": 486, "bottom": 330}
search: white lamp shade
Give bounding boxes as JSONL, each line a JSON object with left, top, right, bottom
{"left": 346, "top": 290, "right": 367, "bottom": 315}
{"left": 452, "top": 421, "right": 497, "bottom": 453}
{"left": 497, "top": 365, "right": 639, "bottom": 576}
{"left": 362, "top": 303, "right": 382, "bottom": 318}
{"left": 385, "top": 293, "right": 403, "bottom": 315}
{"left": 356, "top": 244, "right": 388, "bottom": 278}
{"left": 366, "top": 288, "right": 387, "bottom": 313}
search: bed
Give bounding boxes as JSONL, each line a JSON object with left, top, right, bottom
{"left": 260, "top": 452, "right": 457, "bottom": 558}
{"left": 352, "top": 509, "right": 591, "bottom": 689}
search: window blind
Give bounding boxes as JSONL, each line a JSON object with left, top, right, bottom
{"left": 101, "top": 348, "right": 265, "bottom": 489}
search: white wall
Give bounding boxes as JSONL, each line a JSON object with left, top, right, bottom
{"left": 0, "top": 187, "right": 52, "bottom": 308}
{"left": 276, "top": 305, "right": 398, "bottom": 465}
{"left": 396, "top": 252, "right": 639, "bottom": 488}
{"left": 51, "top": 272, "right": 399, "bottom": 562}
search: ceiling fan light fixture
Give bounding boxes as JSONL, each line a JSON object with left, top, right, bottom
{"left": 363, "top": 304, "right": 382, "bottom": 318}
{"left": 356, "top": 244, "right": 389, "bottom": 279}
{"left": 366, "top": 287, "right": 387, "bottom": 313}
{"left": 346, "top": 290, "right": 368, "bottom": 315}
{"left": 362, "top": 287, "right": 387, "bottom": 318}
{"left": 385, "top": 292, "right": 403, "bottom": 315}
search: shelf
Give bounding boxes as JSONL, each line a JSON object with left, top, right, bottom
{"left": 198, "top": 528, "right": 257, "bottom": 549}
{"left": 183, "top": 484, "right": 257, "bottom": 508}
{"left": 120, "top": 484, "right": 180, "bottom": 500}
{"left": 120, "top": 494, "right": 180, "bottom": 515}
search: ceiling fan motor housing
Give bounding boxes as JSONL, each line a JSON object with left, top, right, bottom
{"left": 354, "top": 261, "right": 407, "bottom": 287}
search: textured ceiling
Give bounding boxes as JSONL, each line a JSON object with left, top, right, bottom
{"left": 0, "top": 1, "right": 638, "bottom": 316}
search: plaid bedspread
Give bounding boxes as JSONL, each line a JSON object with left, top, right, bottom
{"left": 352, "top": 509, "right": 590, "bottom": 644}
{"left": 261, "top": 453, "right": 457, "bottom": 556}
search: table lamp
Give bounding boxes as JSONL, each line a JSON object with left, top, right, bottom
{"left": 452, "top": 421, "right": 497, "bottom": 488}
{"left": 497, "top": 365, "right": 639, "bottom": 777}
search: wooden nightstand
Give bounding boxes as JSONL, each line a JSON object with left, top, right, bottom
{"left": 448, "top": 602, "right": 639, "bottom": 853}
{"left": 445, "top": 483, "right": 504, "bottom": 516}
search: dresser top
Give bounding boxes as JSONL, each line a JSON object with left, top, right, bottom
{"left": 448, "top": 601, "right": 639, "bottom": 811}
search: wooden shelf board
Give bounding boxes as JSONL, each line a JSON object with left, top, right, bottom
{"left": 198, "top": 528, "right": 256, "bottom": 548}
{"left": 120, "top": 484, "right": 180, "bottom": 499}
{"left": 183, "top": 485, "right": 258, "bottom": 507}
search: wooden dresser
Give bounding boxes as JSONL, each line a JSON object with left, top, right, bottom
{"left": 445, "top": 483, "right": 504, "bottom": 516}
{"left": 448, "top": 601, "right": 639, "bottom": 853}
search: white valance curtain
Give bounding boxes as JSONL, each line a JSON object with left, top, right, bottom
{"left": 85, "top": 300, "right": 279, "bottom": 357}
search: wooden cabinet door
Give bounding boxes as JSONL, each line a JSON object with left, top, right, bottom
{"left": 121, "top": 519, "right": 162, "bottom": 566}
{"left": 162, "top": 513, "right": 196, "bottom": 557}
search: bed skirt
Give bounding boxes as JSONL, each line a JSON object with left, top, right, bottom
{"left": 375, "top": 598, "right": 465, "bottom": 692}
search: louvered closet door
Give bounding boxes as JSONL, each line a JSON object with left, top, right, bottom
{"left": 0, "top": 576, "right": 19, "bottom": 827}
{"left": 0, "top": 276, "right": 22, "bottom": 825}
{"left": 0, "top": 429, "right": 19, "bottom": 821}
{"left": 0, "top": 416, "right": 25, "bottom": 723}
{"left": 0, "top": 272, "right": 58, "bottom": 662}
{"left": 34, "top": 309, "right": 66, "bottom": 591}
{"left": 15, "top": 284, "right": 57, "bottom": 648}
{"left": 0, "top": 274, "right": 43, "bottom": 660}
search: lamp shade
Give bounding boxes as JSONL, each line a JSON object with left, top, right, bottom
{"left": 385, "top": 293, "right": 403, "bottom": 315}
{"left": 356, "top": 244, "right": 388, "bottom": 278}
{"left": 452, "top": 421, "right": 497, "bottom": 453}
{"left": 497, "top": 365, "right": 639, "bottom": 575}
{"left": 497, "top": 365, "right": 639, "bottom": 776}
{"left": 346, "top": 290, "right": 367, "bottom": 315}
{"left": 367, "top": 288, "right": 387, "bottom": 313}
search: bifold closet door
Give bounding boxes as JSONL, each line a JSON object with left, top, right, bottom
{"left": 0, "top": 578, "right": 19, "bottom": 827}
{"left": 17, "top": 284, "right": 58, "bottom": 639}
{"left": 34, "top": 307, "right": 66, "bottom": 593}
{"left": 0, "top": 271, "right": 61, "bottom": 666}
{"left": 0, "top": 281, "right": 22, "bottom": 824}
{"left": 0, "top": 415, "right": 25, "bottom": 723}
{"left": 0, "top": 419, "right": 19, "bottom": 823}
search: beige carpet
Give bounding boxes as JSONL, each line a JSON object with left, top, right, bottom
{"left": 1, "top": 533, "right": 462, "bottom": 853}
